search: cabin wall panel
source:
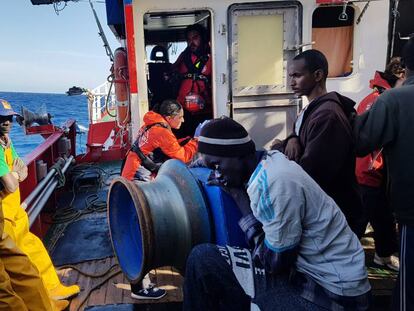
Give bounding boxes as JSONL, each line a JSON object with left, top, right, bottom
{"left": 130, "top": 0, "right": 390, "bottom": 137}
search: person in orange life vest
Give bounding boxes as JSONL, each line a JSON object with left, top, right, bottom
{"left": 170, "top": 24, "right": 212, "bottom": 137}
{"left": 0, "top": 99, "right": 80, "bottom": 301}
{"left": 121, "top": 99, "right": 198, "bottom": 182}
{"left": 355, "top": 58, "right": 405, "bottom": 271}
{"left": 121, "top": 99, "right": 197, "bottom": 299}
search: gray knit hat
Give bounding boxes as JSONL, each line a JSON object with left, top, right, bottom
{"left": 198, "top": 117, "right": 255, "bottom": 157}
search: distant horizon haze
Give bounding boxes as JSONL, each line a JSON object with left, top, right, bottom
{"left": 0, "top": 1, "right": 119, "bottom": 94}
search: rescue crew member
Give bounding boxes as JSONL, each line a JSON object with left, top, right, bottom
{"left": 121, "top": 99, "right": 198, "bottom": 300}
{"left": 170, "top": 23, "right": 212, "bottom": 137}
{"left": 354, "top": 36, "right": 414, "bottom": 311}
{"left": 0, "top": 99, "right": 80, "bottom": 301}
{"left": 0, "top": 200, "right": 69, "bottom": 310}
{"left": 121, "top": 99, "right": 198, "bottom": 182}
{"left": 271, "top": 49, "right": 364, "bottom": 238}
{"left": 355, "top": 57, "right": 404, "bottom": 272}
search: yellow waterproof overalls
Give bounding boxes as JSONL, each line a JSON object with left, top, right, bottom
{"left": 0, "top": 198, "right": 53, "bottom": 310}
{"left": 2, "top": 144, "right": 61, "bottom": 291}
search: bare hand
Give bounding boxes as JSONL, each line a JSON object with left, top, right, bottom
{"left": 284, "top": 137, "right": 302, "bottom": 162}
{"left": 270, "top": 138, "right": 284, "bottom": 151}
{"left": 12, "top": 158, "right": 28, "bottom": 182}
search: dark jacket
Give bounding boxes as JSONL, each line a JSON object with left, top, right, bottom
{"left": 354, "top": 75, "right": 414, "bottom": 225}
{"left": 293, "top": 92, "right": 363, "bottom": 236}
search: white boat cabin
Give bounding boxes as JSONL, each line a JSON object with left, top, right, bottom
{"left": 120, "top": 0, "right": 391, "bottom": 148}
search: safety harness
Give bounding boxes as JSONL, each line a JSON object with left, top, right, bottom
{"left": 181, "top": 50, "right": 210, "bottom": 112}
{"left": 121, "top": 123, "right": 193, "bottom": 175}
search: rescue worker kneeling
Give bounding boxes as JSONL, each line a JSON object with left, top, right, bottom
{"left": 121, "top": 99, "right": 198, "bottom": 299}
{"left": 122, "top": 99, "right": 198, "bottom": 181}
{"left": 0, "top": 99, "right": 80, "bottom": 301}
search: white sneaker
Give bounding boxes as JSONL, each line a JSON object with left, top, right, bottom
{"left": 373, "top": 253, "right": 400, "bottom": 271}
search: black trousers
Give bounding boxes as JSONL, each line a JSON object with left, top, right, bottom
{"left": 359, "top": 184, "right": 398, "bottom": 257}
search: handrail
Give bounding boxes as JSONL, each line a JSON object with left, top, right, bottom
{"left": 27, "top": 155, "right": 74, "bottom": 227}
{"left": 87, "top": 81, "right": 116, "bottom": 124}
{"left": 21, "top": 157, "right": 66, "bottom": 211}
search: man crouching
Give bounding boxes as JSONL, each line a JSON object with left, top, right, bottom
{"left": 183, "top": 117, "right": 371, "bottom": 311}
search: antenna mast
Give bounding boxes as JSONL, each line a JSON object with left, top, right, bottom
{"left": 89, "top": 0, "right": 114, "bottom": 61}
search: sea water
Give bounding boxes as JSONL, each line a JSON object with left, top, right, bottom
{"left": 0, "top": 91, "right": 89, "bottom": 158}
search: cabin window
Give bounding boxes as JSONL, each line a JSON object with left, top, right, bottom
{"left": 238, "top": 14, "right": 284, "bottom": 87}
{"left": 230, "top": 6, "right": 300, "bottom": 96}
{"left": 143, "top": 11, "right": 213, "bottom": 138}
{"left": 312, "top": 5, "right": 355, "bottom": 77}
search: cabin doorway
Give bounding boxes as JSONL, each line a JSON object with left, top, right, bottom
{"left": 143, "top": 10, "right": 213, "bottom": 138}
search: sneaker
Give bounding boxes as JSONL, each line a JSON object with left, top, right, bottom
{"left": 49, "top": 283, "right": 80, "bottom": 300}
{"left": 373, "top": 253, "right": 400, "bottom": 271}
{"left": 130, "top": 283, "right": 167, "bottom": 300}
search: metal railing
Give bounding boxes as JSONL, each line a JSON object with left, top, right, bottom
{"left": 87, "top": 81, "right": 116, "bottom": 124}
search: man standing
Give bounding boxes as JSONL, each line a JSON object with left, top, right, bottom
{"left": 184, "top": 117, "right": 371, "bottom": 311}
{"left": 355, "top": 58, "right": 404, "bottom": 272}
{"left": 354, "top": 36, "right": 414, "bottom": 311}
{"left": 272, "top": 49, "right": 363, "bottom": 237}
{"left": 170, "top": 24, "right": 212, "bottom": 137}
{"left": 0, "top": 99, "right": 80, "bottom": 301}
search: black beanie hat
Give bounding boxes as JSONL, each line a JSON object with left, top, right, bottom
{"left": 198, "top": 117, "right": 256, "bottom": 157}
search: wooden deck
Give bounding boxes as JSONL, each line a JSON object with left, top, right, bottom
{"left": 57, "top": 235, "right": 396, "bottom": 311}
{"left": 48, "top": 161, "right": 396, "bottom": 310}
{"left": 57, "top": 258, "right": 183, "bottom": 310}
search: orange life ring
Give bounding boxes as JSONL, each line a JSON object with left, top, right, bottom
{"left": 113, "top": 47, "right": 130, "bottom": 126}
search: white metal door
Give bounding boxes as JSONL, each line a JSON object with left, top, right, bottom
{"left": 228, "top": 2, "right": 302, "bottom": 149}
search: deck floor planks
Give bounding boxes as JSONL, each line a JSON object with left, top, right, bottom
{"left": 104, "top": 257, "right": 124, "bottom": 305}
{"left": 68, "top": 260, "right": 99, "bottom": 311}
{"left": 61, "top": 258, "right": 184, "bottom": 310}
{"left": 85, "top": 258, "right": 112, "bottom": 306}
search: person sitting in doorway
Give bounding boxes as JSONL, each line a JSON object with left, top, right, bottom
{"left": 121, "top": 99, "right": 198, "bottom": 300}
{"left": 0, "top": 99, "right": 80, "bottom": 301}
{"left": 355, "top": 57, "right": 405, "bottom": 272}
{"left": 168, "top": 23, "right": 212, "bottom": 138}
{"left": 183, "top": 117, "right": 371, "bottom": 311}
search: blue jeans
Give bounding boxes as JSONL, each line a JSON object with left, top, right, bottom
{"left": 183, "top": 244, "right": 325, "bottom": 311}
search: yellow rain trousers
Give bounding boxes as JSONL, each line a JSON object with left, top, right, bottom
{"left": 0, "top": 203, "right": 53, "bottom": 311}
{"left": 2, "top": 147, "right": 61, "bottom": 291}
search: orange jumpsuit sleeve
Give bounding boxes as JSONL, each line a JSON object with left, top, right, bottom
{"left": 156, "top": 128, "right": 198, "bottom": 163}
{"left": 121, "top": 151, "right": 141, "bottom": 181}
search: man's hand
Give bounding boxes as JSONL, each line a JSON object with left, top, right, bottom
{"left": 270, "top": 138, "right": 284, "bottom": 151}
{"left": 284, "top": 137, "right": 302, "bottom": 162}
{"left": 12, "top": 158, "right": 28, "bottom": 182}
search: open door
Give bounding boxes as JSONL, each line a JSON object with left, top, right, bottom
{"left": 228, "top": 2, "right": 302, "bottom": 149}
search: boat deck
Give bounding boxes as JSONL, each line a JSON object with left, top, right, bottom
{"left": 58, "top": 260, "right": 183, "bottom": 310}
{"left": 44, "top": 160, "right": 396, "bottom": 310}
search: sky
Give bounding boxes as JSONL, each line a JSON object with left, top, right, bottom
{"left": 0, "top": 1, "right": 119, "bottom": 94}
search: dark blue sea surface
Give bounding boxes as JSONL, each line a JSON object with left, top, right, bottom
{"left": 0, "top": 92, "right": 89, "bottom": 158}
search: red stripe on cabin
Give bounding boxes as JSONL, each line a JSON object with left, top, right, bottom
{"left": 125, "top": 4, "right": 138, "bottom": 94}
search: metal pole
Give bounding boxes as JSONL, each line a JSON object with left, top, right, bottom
{"left": 21, "top": 157, "right": 66, "bottom": 210}
{"left": 27, "top": 156, "right": 74, "bottom": 227}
